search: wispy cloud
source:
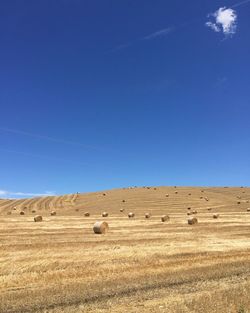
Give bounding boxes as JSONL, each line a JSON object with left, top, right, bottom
{"left": 0, "top": 148, "right": 88, "bottom": 166}
{"left": 0, "top": 127, "right": 100, "bottom": 151}
{"left": 215, "top": 76, "right": 228, "bottom": 87}
{"left": 0, "top": 189, "right": 55, "bottom": 198}
{"left": 206, "top": 7, "right": 237, "bottom": 36}
{"left": 110, "top": 26, "right": 174, "bottom": 52}
{"left": 109, "top": 42, "right": 133, "bottom": 52}
{"left": 143, "top": 27, "right": 174, "bottom": 40}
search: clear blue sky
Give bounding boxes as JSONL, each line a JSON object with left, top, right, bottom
{"left": 0, "top": 0, "right": 250, "bottom": 198}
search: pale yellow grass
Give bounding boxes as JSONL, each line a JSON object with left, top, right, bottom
{"left": 0, "top": 186, "right": 250, "bottom": 313}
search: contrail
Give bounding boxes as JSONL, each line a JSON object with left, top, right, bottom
{"left": 231, "top": 0, "right": 250, "bottom": 8}
{"left": 0, "top": 148, "right": 88, "bottom": 166}
{"left": 108, "top": 42, "right": 133, "bottom": 53}
{"left": 0, "top": 127, "right": 101, "bottom": 151}
{"left": 109, "top": 26, "right": 175, "bottom": 53}
{"left": 142, "top": 27, "right": 175, "bottom": 40}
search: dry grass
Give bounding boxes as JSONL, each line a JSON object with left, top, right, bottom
{"left": 0, "top": 186, "right": 250, "bottom": 313}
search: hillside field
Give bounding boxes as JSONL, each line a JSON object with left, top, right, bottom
{"left": 0, "top": 186, "right": 250, "bottom": 313}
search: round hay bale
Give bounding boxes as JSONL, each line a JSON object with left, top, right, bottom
{"left": 34, "top": 215, "right": 42, "bottom": 222}
{"left": 188, "top": 217, "right": 198, "bottom": 225}
{"left": 237, "top": 201, "right": 241, "bottom": 205}
{"left": 145, "top": 213, "right": 151, "bottom": 219}
{"left": 50, "top": 211, "right": 56, "bottom": 216}
{"left": 205, "top": 197, "right": 209, "bottom": 201}
{"left": 102, "top": 193, "right": 106, "bottom": 196}
{"left": 200, "top": 196, "right": 203, "bottom": 199}
{"left": 31, "top": 210, "right": 36, "bottom": 213}
{"left": 187, "top": 207, "right": 191, "bottom": 210}
{"left": 154, "top": 188, "right": 157, "bottom": 190}
{"left": 84, "top": 212, "right": 90, "bottom": 217}
{"left": 188, "top": 193, "right": 191, "bottom": 196}
{"left": 102, "top": 212, "right": 108, "bottom": 217}
{"left": 192, "top": 210, "right": 197, "bottom": 215}
{"left": 128, "top": 212, "right": 135, "bottom": 218}
{"left": 161, "top": 215, "right": 170, "bottom": 222}
{"left": 187, "top": 212, "right": 192, "bottom": 216}
{"left": 93, "top": 221, "right": 109, "bottom": 234}
{"left": 213, "top": 214, "right": 219, "bottom": 219}
{"left": 175, "top": 191, "right": 178, "bottom": 194}
{"left": 120, "top": 208, "right": 124, "bottom": 212}
{"left": 20, "top": 211, "right": 25, "bottom": 215}
{"left": 207, "top": 208, "right": 212, "bottom": 211}
{"left": 246, "top": 208, "right": 250, "bottom": 212}
{"left": 166, "top": 194, "right": 169, "bottom": 197}
{"left": 13, "top": 206, "right": 17, "bottom": 210}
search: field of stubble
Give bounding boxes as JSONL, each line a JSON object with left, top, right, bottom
{"left": 0, "top": 186, "right": 250, "bottom": 313}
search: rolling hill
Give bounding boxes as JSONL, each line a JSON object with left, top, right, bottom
{"left": 1, "top": 186, "right": 249, "bottom": 216}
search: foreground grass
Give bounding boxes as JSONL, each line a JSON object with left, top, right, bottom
{"left": 1, "top": 218, "right": 250, "bottom": 313}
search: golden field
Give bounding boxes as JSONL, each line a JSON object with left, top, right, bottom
{"left": 0, "top": 186, "right": 250, "bottom": 313}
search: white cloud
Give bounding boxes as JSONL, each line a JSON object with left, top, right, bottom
{"left": 0, "top": 190, "right": 56, "bottom": 198}
{"left": 206, "top": 7, "right": 237, "bottom": 36}
{"left": 205, "top": 21, "right": 220, "bottom": 32}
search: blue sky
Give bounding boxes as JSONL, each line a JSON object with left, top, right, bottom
{"left": 0, "top": 0, "right": 250, "bottom": 198}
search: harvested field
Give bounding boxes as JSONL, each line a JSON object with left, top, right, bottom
{"left": 0, "top": 186, "right": 250, "bottom": 313}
